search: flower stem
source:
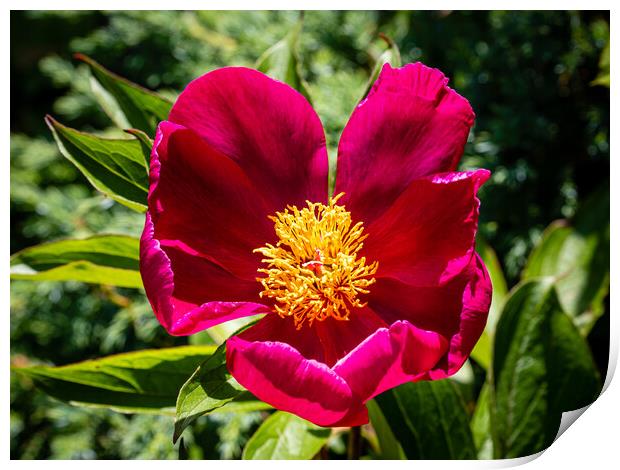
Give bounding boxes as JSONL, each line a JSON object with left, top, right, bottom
{"left": 347, "top": 426, "right": 362, "bottom": 460}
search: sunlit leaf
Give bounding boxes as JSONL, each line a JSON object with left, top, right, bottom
{"left": 358, "top": 33, "right": 402, "bottom": 102}
{"left": 242, "top": 411, "right": 330, "bottom": 460}
{"left": 471, "top": 237, "right": 508, "bottom": 369}
{"left": 10, "top": 234, "right": 142, "bottom": 288}
{"left": 523, "top": 185, "right": 609, "bottom": 334}
{"left": 470, "top": 382, "right": 494, "bottom": 459}
{"left": 366, "top": 399, "right": 405, "bottom": 459}
{"left": 13, "top": 346, "right": 217, "bottom": 414}
{"left": 255, "top": 14, "right": 312, "bottom": 103}
{"left": 591, "top": 39, "right": 610, "bottom": 87}
{"left": 374, "top": 379, "right": 476, "bottom": 459}
{"left": 492, "top": 279, "right": 601, "bottom": 458}
{"left": 173, "top": 344, "right": 245, "bottom": 443}
{"left": 45, "top": 115, "right": 149, "bottom": 212}
{"left": 76, "top": 53, "right": 172, "bottom": 135}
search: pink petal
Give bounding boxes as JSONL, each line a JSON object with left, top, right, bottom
{"left": 368, "top": 253, "right": 492, "bottom": 379}
{"left": 140, "top": 213, "right": 270, "bottom": 336}
{"left": 335, "top": 62, "right": 475, "bottom": 224}
{"left": 148, "top": 121, "right": 274, "bottom": 281}
{"left": 364, "top": 170, "right": 490, "bottom": 286}
{"left": 332, "top": 319, "right": 449, "bottom": 402}
{"left": 238, "top": 307, "right": 387, "bottom": 367}
{"left": 226, "top": 334, "right": 368, "bottom": 427}
{"left": 169, "top": 67, "right": 329, "bottom": 212}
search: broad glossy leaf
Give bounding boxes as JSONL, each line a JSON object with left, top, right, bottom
{"left": 492, "top": 279, "right": 601, "bottom": 458}
{"left": 242, "top": 411, "right": 330, "bottom": 460}
{"left": 13, "top": 346, "right": 217, "bottom": 414}
{"left": 10, "top": 234, "right": 142, "bottom": 288}
{"left": 358, "top": 33, "right": 402, "bottom": 102}
{"left": 366, "top": 399, "right": 405, "bottom": 459}
{"left": 471, "top": 238, "right": 508, "bottom": 369}
{"left": 77, "top": 53, "right": 172, "bottom": 136}
{"left": 374, "top": 379, "right": 476, "bottom": 459}
{"left": 46, "top": 116, "right": 149, "bottom": 212}
{"left": 255, "top": 15, "right": 312, "bottom": 103}
{"left": 523, "top": 186, "right": 610, "bottom": 334}
{"left": 173, "top": 344, "right": 245, "bottom": 443}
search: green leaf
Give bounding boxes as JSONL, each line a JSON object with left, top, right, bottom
{"left": 76, "top": 53, "right": 172, "bottom": 136}
{"left": 523, "top": 186, "right": 609, "bottom": 334}
{"left": 242, "top": 411, "right": 330, "bottom": 460}
{"left": 358, "top": 33, "right": 402, "bottom": 102}
{"left": 470, "top": 382, "right": 494, "bottom": 459}
{"left": 367, "top": 399, "right": 405, "bottom": 459}
{"left": 255, "top": 14, "right": 312, "bottom": 103}
{"left": 492, "top": 279, "right": 601, "bottom": 458}
{"left": 45, "top": 115, "right": 149, "bottom": 212}
{"left": 591, "top": 39, "right": 610, "bottom": 87}
{"left": 13, "top": 346, "right": 218, "bottom": 414}
{"left": 471, "top": 238, "right": 508, "bottom": 369}
{"left": 10, "top": 234, "right": 142, "bottom": 288}
{"left": 173, "top": 344, "right": 245, "bottom": 443}
{"left": 374, "top": 379, "right": 477, "bottom": 459}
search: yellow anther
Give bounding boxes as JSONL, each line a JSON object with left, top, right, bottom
{"left": 254, "top": 193, "right": 378, "bottom": 329}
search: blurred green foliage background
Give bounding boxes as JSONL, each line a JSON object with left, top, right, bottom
{"left": 10, "top": 10, "right": 609, "bottom": 459}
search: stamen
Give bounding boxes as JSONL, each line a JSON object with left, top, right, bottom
{"left": 254, "top": 193, "right": 378, "bottom": 329}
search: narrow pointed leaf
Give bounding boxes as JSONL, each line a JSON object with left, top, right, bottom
{"left": 242, "top": 411, "right": 331, "bottom": 460}
{"left": 10, "top": 234, "right": 142, "bottom": 288}
{"left": 173, "top": 344, "right": 245, "bottom": 443}
{"left": 46, "top": 116, "right": 149, "bottom": 212}
{"left": 13, "top": 346, "right": 217, "bottom": 414}
{"left": 492, "top": 279, "right": 601, "bottom": 458}
{"left": 76, "top": 53, "right": 172, "bottom": 135}
{"left": 255, "top": 16, "right": 312, "bottom": 103}
{"left": 374, "top": 379, "right": 476, "bottom": 459}
{"left": 470, "top": 383, "right": 494, "bottom": 459}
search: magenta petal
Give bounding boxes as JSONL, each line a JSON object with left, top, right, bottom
{"left": 169, "top": 67, "right": 329, "bottom": 211}
{"left": 149, "top": 121, "right": 274, "bottom": 281}
{"left": 332, "top": 320, "right": 448, "bottom": 402}
{"left": 335, "top": 62, "right": 475, "bottom": 224}
{"left": 140, "top": 213, "right": 270, "bottom": 336}
{"left": 226, "top": 335, "right": 368, "bottom": 427}
{"left": 369, "top": 253, "right": 492, "bottom": 379}
{"left": 364, "top": 169, "right": 490, "bottom": 286}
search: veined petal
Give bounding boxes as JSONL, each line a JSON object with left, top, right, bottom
{"left": 148, "top": 121, "right": 273, "bottom": 281}
{"left": 140, "top": 212, "right": 270, "bottom": 336}
{"left": 169, "top": 67, "right": 329, "bottom": 211}
{"left": 364, "top": 169, "right": 490, "bottom": 286}
{"left": 332, "top": 320, "right": 448, "bottom": 402}
{"left": 226, "top": 334, "right": 368, "bottom": 427}
{"left": 369, "top": 253, "right": 492, "bottom": 379}
{"left": 335, "top": 62, "right": 475, "bottom": 224}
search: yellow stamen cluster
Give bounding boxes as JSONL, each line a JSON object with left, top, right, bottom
{"left": 254, "top": 193, "right": 378, "bottom": 329}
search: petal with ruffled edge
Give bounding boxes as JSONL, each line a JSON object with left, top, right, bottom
{"left": 335, "top": 62, "right": 475, "bottom": 224}
{"left": 236, "top": 307, "right": 388, "bottom": 367}
{"left": 226, "top": 334, "right": 368, "bottom": 427}
{"left": 148, "top": 121, "right": 274, "bottom": 281}
{"left": 368, "top": 253, "right": 492, "bottom": 379}
{"left": 169, "top": 67, "right": 329, "bottom": 212}
{"left": 140, "top": 213, "right": 270, "bottom": 336}
{"left": 364, "top": 170, "right": 490, "bottom": 287}
{"left": 332, "top": 320, "right": 448, "bottom": 402}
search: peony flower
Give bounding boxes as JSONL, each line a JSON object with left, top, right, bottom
{"left": 140, "top": 62, "right": 492, "bottom": 427}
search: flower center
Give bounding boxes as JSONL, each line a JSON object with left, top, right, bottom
{"left": 254, "top": 193, "right": 378, "bottom": 329}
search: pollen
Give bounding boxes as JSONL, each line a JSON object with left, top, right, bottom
{"left": 254, "top": 193, "right": 378, "bottom": 329}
